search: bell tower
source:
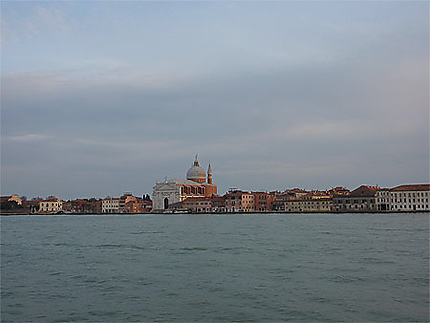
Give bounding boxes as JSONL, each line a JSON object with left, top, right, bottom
{"left": 207, "top": 163, "right": 213, "bottom": 184}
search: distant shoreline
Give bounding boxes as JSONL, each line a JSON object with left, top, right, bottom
{"left": 1, "top": 211, "right": 428, "bottom": 216}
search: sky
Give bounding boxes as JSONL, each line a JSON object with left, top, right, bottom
{"left": 1, "top": 1, "right": 429, "bottom": 200}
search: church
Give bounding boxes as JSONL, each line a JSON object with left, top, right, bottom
{"left": 152, "top": 155, "right": 217, "bottom": 211}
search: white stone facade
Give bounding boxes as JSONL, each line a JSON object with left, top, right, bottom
{"left": 375, "top": 189, "right": 391, "bottom": 211}
{"left": 390, "top": 186, "right": 429, "bottom": 212}
{"left": 152, "top": 180, "right": 181, "bottom": 211}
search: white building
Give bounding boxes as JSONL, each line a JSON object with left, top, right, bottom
{"left": 153, "top": 180, "right": 182, "bottom": 210}
{"left": 375, "top": 188, "right": 391, "bottom": 211}
{"left": 389, "top": 184, "right": 429, "bottom": 212}
{"left": 101, "top": 198, "right": 121, "bottom": 213}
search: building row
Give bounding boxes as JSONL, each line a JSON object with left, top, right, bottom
{"left": 152, "top": 156, "right": 429, "bottom": 213}
{"left": 157, "top": 185, "right": 430, "bottom": 214}
{"left": 2, "top": 183, "right": 428, "bottom": 215}
{"left": 1, "top": 194, "right": 152, "bottom": 215}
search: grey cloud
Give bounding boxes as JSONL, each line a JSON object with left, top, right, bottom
{"left": 2, "top": 20, "right": 428, "bottom": 198}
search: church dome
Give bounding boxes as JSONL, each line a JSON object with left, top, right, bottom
{"left": 186, "top": 155, "right": 206, "bottom": 183}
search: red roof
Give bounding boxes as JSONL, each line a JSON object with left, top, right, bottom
{"left": 44, "top": 198, "right": 62, "bottom": 202}
{"left": 391, "top": 184, "right": 430, "bottom": 192}
{"left": 346, "top": 185, "right": 378, "bottom": 197}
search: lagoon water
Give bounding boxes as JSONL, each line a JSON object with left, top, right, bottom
{"left": 1, "top": 213, "right": 429, "bottom": 322}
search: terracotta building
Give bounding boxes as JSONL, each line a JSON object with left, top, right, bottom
{"left": 225, "top": 190, "right": 255, "bottom": 212}
{"left": 253, "top": 191, "right": 277, "bottom": 212}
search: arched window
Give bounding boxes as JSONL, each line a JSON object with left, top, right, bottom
{"left": 164, "top": 198, "right": 169, "bottom": 210}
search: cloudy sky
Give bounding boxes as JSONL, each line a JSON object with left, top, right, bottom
{"left": 1, "top": 1, "right": 429, "bottom": 199}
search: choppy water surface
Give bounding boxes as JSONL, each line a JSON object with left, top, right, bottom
{"left": 1, "top": 213, "right": 428, "bottom": 322}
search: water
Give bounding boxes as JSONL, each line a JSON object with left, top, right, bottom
{"left": 1, "top": 213, "right": 428, "bottom": 322}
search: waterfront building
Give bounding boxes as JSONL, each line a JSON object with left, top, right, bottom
{"left": 37, "top": 198, "right": 63, "bottom": 214}
{"left": 152, "top": 155, "right": 217, "bottom": 211}
{"left": 100, "top": 198, "right": 121, "bottom": 213}
{"left": 173, "top": 197, "right": 213, "bottom": 213}
{"left": 389, "top": 184, "right": 429, "bottom": 212}
{"left": 170, "top": 195, "right": 226, "bottom": 213}
{"left": 333, "top": 185, "right": 377, "bottom": 212}
{"left": 285, "top": 198, "right": 333, "bottom": 213}
{"left": 225, "top": 189, "right": 255, "bottom": 212}
{"left": 272, "top": 193, "right": 289, "bottom": 211}
{"left": 125, "top": 200, "right": 152, "bottom": 213}
{"left": 253, "top": 191, "right": 277, "bottom": 212}
{"left": 375, "top": 188, "right": 391, "bottom": 212}
{"left": 210, "top": 195, "right": 226, "bottom": 212}
{"left": 63, "top": 199, "right": 93, "bottom": 214}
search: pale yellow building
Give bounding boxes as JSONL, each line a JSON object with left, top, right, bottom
{"left": 284, "top": 198, "right": 332, "bottom": 213}
{"left": 38, "top": 199, "right": 63, "bottom": 214}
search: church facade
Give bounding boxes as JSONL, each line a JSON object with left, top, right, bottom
{"left": 152, "top": 155, "right": 217, "bottom": 211}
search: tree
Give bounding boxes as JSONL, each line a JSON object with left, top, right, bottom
{"left": 1, "top": 201, "right": 22, "bottom": 210}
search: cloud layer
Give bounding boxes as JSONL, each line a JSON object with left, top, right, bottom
{"left": 1, "top": 2, "right": 429, "bottom": 199}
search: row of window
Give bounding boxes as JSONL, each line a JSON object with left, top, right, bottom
{"left": 181, "top": 187, "right": 205, "bottom": 194}
{"left": 393, "top": 198, "right": 429, "bottom": 203}
{"left": 229, "top": 195, "right": 254, "bottom": 200}
{"left": 338, "top": 204, "right": 375, "bottom": 208}
{"left": 392, "top": 204, "right": 429, "bottom": 209}
{"left": 288, "top": 201, "right": 331, "bottom": 205}
{"left": 40, "top": 203, "right": 60, "bottom": 207}
{"left": 393, "top": 192, "right": 429, "bottom": 198}
{"left": 336, "top": 199, "right": 375, "bottom": 204}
